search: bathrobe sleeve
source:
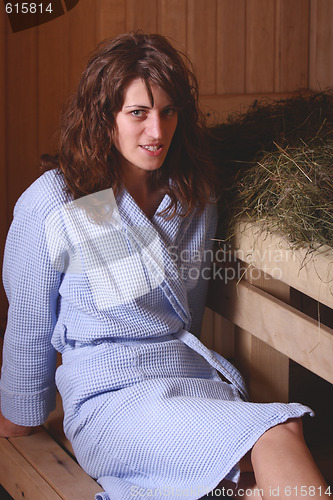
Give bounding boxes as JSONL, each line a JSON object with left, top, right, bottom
{"left": 0, "top": 201, "right": 62, "bottom": 426}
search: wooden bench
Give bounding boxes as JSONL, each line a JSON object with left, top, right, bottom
{"left": 0, "top": 392, "right": 103, "bottom": 499}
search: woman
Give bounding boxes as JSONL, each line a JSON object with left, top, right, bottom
{"left": 0, "top": 32, "right": 329, "bottom": 499}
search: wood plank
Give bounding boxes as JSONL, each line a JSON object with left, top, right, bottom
{"left": 67, "top": 0, "right": 97, "bottom": 93}
{"left": 207, "top": 277, "right": 333, "bottom": 384}
{"left": 213, "top": 313, "right": 235, "bottom": 360}
{"left": 278, "top": 0, "right": 309, "bottom": 91}
{"left": 308, "top": 0, "right": 318, "bottom": 91}
{"left": 10, "top": 427, "right": 103, "bottom": 499}
{"left": 7, "top": 27, "right": 38, "bottom": 215}
{"left": 217, "top": 0, "right": 246, "bottom": 94}
{"left": 200, "top": 307, "right": 215, "bottom": 349}
{"left": 97, "top": 0, "right": 126, "bottom": 41}
{"left": 199, "top": 92, "right": 296, "bottom": 124}
{"left": 232, "top": 221, "right": 333, "bottom": 309}
{"left": 201, "top": 308, "right": 235, "bottom": 360}
{"left": 309, "top": 0, "right": 333, "bottom": 90}
{"left": 37, "top": 14, "right": 68, "bottom": 157}
{"left": 245, "top": 0, "right": 275, "bottom": 93}
{"left": 0, "top": 438, "right": 61, "bottom": 500}
{"left": 234, "top": 268, "right": 290, "bottom": 403}
{"left": 187, "top": 0, "right": 217, "bottom": 95}
{"left": 126, "top": 0, "right": 158, "bottom": 33}
{"left": 0, "top": 5, "right": 8, "bottom": 327}
{"left": 158, "top": 0, "right": 187, "bottom": 52}
{"left": 274, "top": 0, "right": 281, "bottom": 92}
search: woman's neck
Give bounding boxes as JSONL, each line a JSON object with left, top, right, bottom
{"left": 123, "top": 171, "right": 164, "bottom": 220}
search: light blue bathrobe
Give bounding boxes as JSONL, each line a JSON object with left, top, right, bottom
{"left": 1, "top": 170, "right": 312, "bottom": 499}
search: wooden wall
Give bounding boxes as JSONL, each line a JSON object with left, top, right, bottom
{"left": 0, "top": 0, "right": 332, "bottom": 324}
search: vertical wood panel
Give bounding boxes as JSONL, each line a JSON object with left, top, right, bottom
{"left": 235, "top": 271, "right": 290, "bottom": 403}
{"left": 213, "top": 313, "right": 235, "bottom": 359}
{"left": 278, "top": 0, "right": 309, "bottom": 92}
{"left": 245, "top": 0, "right": 276, "bottom": 93}
{"left": 187, "top": 0, "right": 217, "bottom": 95}
{"left": 97, "top": 0, "right": 126, "bottom": 41}
{"left": 7, "top": 29, "right": 38, "bottom": 213}
{"left": 67, "top": 1, "right": 97, "bottom": 93}
{"left": 309, "top": 0, "right": 317, "bottom": 90}
{"left": 126, "top": 0, "right": 158, "bottom": 33}
{"left": 158, "top": 0, "right": 187, "bottom": 52}
{"left": 0, "top": 6, "right": 8, "bottom": 325}
{"left": 309, "top": 0, "right": 333, "bottom": 90}
{"left": 217, "top": 0, "right": 246, "bottom": 94}
{"left": 37, "top": 17, "right": 68, "bottom": 157}
{"left": 200, "top": 307, "right": 215, "bottom": 349}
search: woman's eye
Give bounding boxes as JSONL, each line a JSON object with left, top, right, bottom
{"left": 164, "top": 108, "right": 177, "bottom": 117}
{"left": 131, "top": 110, "right": 145, "bottom": 118}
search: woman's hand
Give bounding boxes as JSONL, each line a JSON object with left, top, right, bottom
{"left": 0, "top": 409, "right": 32, "bottom": 437}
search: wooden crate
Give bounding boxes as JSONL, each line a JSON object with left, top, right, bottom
{"left": 204, "top": 221, "right": 333, "bottom": 403}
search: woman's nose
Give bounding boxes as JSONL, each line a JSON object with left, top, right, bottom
{"left": 146, "top": 113, "right": 163, "bottom": 139}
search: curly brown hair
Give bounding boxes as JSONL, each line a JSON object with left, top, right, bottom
{"left": 40, "top": 32, "right": 217, "bottom": 216}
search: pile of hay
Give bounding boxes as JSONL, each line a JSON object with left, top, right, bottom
{"left": 209, "top": 91, "right": 333, "bottom": 249}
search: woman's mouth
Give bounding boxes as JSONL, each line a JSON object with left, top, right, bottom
{"left": 140, "top": 144, "right": 163, "bottom": 156}
{"left": 140, "top": 145, "right": 162, "bottom": 152}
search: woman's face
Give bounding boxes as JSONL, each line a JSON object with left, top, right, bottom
{"left": 113, "top": 78, "right": 178, "bottom": 178}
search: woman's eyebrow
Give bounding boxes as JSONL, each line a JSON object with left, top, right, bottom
{"left": 124, "top": 104, "right": 151, "bottom": 109}
{"left": 124, "top": 104, "right": 175, "bottom": 109}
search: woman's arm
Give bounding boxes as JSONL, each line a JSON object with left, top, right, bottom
{"left": 0, "top": 406, "right": 32, "bottom": 437}
{"left": 1, "top": 193, "right": 62, "bottom": 428}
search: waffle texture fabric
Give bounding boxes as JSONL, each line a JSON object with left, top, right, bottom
{"left": 1, "top": 170, "right": 312, "bottom": 500}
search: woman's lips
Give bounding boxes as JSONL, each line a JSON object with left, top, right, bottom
{"left": 140, "top": 144, "right": 163, "bottom": 156}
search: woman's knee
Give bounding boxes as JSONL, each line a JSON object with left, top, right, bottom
{"left": 252, "top": 418, "right": 305, "bottom": 456}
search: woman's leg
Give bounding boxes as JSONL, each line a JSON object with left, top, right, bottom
{"left": 250, "top": 418, "right": 330, "bottom": 499}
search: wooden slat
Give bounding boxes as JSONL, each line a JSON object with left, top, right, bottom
{"left": 232, "top": 221, "right": 333, "bottom": 309}
{"left": 97, "top": 0, "right": 126, "bottom": 41}
{"left": 0, "top": 438, "right": 61, "bottom": 500}
{"left": 187, "top": 0, "right": 217, "bottom": 95}
{"left": 0, "top": 5, "right": 8, "bottom": 327}
{"left": 233, "top": 268, "right": 290, "bottom": 403}
{"left": 207, "top": 277, "right": 333, "bottom": 384}
{"left": 201, "top": 309, "right": 235, "bottom": 360}
{"left": 7, "top": 27, "right": 38, "bottom": 215}
{"left": 245, "top": 0, "right": 275, "bottom": 93}
{"left": 200, "top": 307, "right": 215, "bottom": 349}
{"left": 236, "top": 333, "right": 289, "bottom": 403}
{"left": 278, "top": 0, "right": 309, "bottom": 91}
{"left": 126, "top": 0, "right": 158, "bottom": 33}
{"left": 199, "top": 92, "right": 296, "bottom": 124}
{"left": 37, "top": 14, "right": 68, "bottom": 157}
{"left": 309, "top": 0, "right": 333, "bottom": 90}
{"left": 217, "top": 0, "right": 246, "bottom": 94}
{"left": 67, "top": 0, "right": 97, "bottom": 93}
{"left": 9, "top": 428, "right": 103, "bottom": 499}
{"left": 212, "top": 313, "right": 235, "bottom": 360}
{"left": 158, "top": 0, "right": 187, "bottom": 52}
